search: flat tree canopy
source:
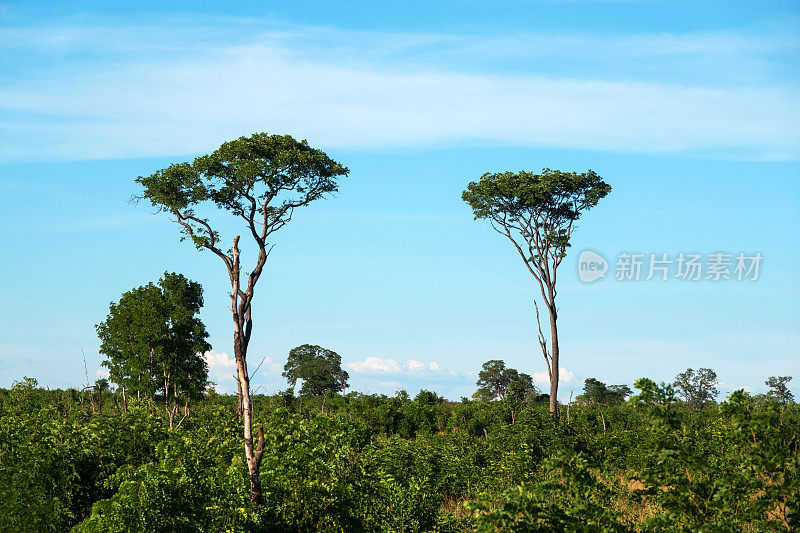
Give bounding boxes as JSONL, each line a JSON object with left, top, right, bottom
{"left": 135, "top": 133, "right": 348, "bottom": 503}
{"left": 463, "top": 169, "right": 611, "bottom": 417}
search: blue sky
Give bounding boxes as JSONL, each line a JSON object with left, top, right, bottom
{"left": 1, "top": 0, "right": 798, "bottom": 400}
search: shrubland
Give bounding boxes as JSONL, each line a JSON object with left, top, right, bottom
{"left": 0, "top": 379, "right": 797, "bottom": 532}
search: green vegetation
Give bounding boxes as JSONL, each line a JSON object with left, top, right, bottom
{"left": 96, "top": 272, "right": 210, "bottom": 428}
{"left": 282, "top": 344, "right": 350, "bottom": 397}
{"left": 5, "top": 138, "right": 793, "bottom": 530}
{"left": 136, "top": 132, "right": 349, "bottom": 503}
{"left": 1, "top": 376, "right": 796, "bottom": 532}
{"left": 462, "top": 169, "right": 612, "bottom": 417}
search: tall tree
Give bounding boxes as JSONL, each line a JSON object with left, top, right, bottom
{"left": 463, "top": 169, "right": 611, "bottom": 418}
{"left": 136, "top": 133, "right": 348, "bottom": 503}
{"left": 96, "top": 272, "right": 210, "bottom": 426}
{"left": 673, "top": 368, "right": 719, "bottom": 410}
{"left": 282, "top": 344, "right": 350, "bottom": 396}
{"left": 765, "top": 376, "right": 794, "bottom": 404}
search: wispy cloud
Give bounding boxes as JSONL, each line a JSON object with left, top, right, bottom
{"left": 0, "top": 17, "right": 797, "bottom": 161}
{"left": 345, "top": 356, "right": 470, "bottom": 379}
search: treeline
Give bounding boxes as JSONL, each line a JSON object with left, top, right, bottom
{"left": 1, "top": 377, "right": 797, "bottom": 531}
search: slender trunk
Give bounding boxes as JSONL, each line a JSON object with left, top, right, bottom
{"left": 598, "top": 403, "right": 607, "bottom": 434}
{"left": 566, "top": 390, "right": 573, "bottom": 423}
{"left": 548, "top": 301, "right": 560, "bottom": 420}
{"left": 234, "top": 333, "right": 264, "bottom": 504}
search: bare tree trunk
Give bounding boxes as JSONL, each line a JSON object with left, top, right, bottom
{"left": 548, "top": 304, "right": 560, "bottom": 420}
{"left": 567, "top": 389, "right": 574, "bottom": 423}
{"left": 234, "top": 334, "right": 264, "bottom": 504}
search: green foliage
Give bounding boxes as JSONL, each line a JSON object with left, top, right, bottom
{"left": 462, "top": 169, "right": 611, "bottom": 256}
{"left": 96, "top": 272, "right": 210, "bottom": 405}
{"left": 469, "top": 452, "right": 630, "bottom": 532}
{"left": 135, "top": 133, "right": 349, "bottom": 250}
{"left": 577, "top": 378, "right": 631, "bottom": 407}
{"left": 0, "top": 378, "right": 797, "bottom": 531}
{"left": 673, "top": 367, "right": 719, "bottom": 410}
{"left": 766, "top": 375, "right": 794, "bottom": 404}
{"left": 282, "top": 344, "right": 350, "bottom": 396}
{"left": 474, "top": 360, "right": 538, "bottom": 403}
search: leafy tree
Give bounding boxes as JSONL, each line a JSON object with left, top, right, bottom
{"left": 673, "top": 367, "right": 719, "bottom": 409}
{"left": 629, "top": 378, "right": 677, "bottom": 412}
{"left": 462, "top": 169, "right": 611, "bottom": 418}
{"left": 474, "top": 360, "right": 537, "bottom": 402}
{"left": 577, "top": 378, "right": 631, "bottom": 407}
{"left": 96, "top": 272, "right": 210, "bottom": 425}
{"left": 766, "top": 376, "right": 794, "bottom": 404}
{"left": 282, "top": 344, "right": 350, "bottom": 396}
{"left": 474, "top": 360, "right": 512, "bottom": 401}
{"left": 136, "top": 133, "right": 348, "bottom": 503}
{"left": 506, "top": 373, "right": 538, "bottom": 406}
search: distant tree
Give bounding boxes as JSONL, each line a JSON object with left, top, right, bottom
{"left": 474, "top": 360, "right": 538, "bottom": 402}
{"left": 765, "top": 376, "right": 794, "bottom": 404}
{"left": 507, "top": 373, "right": 538, "bottom": 405}
{"left": 282, "top": 345, "right": 349, "bottom": 396}
{"left": 136, "top": 133, "right": 348, "bottom": 503}
{"left": 673, "top": 368, "right": 719, "bottom": 409}
{"left": 577, "top": 378, "right": 631, "bottom": 407}
{"left": 415, "top": 389, "right": 445, "bottom": 405}
{"left": 96, "top": 272, "right": 210, "bottom": 426}
{"left": 463, "top": 169, "right": 611, "bottom": 418}
{"left": 629, "top": 377, "right": 676, "bottom": 410}
{"left": 475, "top": 360, "right": 513, "bottom": 400}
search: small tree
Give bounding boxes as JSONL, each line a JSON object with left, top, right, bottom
{"left": 282, "top": 344, "right": 350, "bottom": 396}
{"left": 136, "top": 133, "right": 348, "bottom": 503}
{"left": 577, "top": 378, "right": 631, "bottom": 407}
{"left": 765, "top": 376, "right": 794, "bottom": 404}
{"left": 96, "top": 272, "right": 210, "bottom": 427}
{"left": 463, "top": 169, "right": 611, "bottom": 418}
{"left": 673, "top": 368, "right": 719, "bottom": 410}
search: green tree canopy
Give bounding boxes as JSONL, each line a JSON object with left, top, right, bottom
{"left": 462, "top": 169, "right": 611, "bottom": 418}
{"left": 673, "top": 368, "right": 719, "bottom": 410}
{"left": 474, "top": 359, "right": 538, "bottom": 402}
{"left": 577, "top": 378, "right": 631, "bottom": 407}
{"left": 136, "top": 133, "right": 348, "bottom": 503}
{"left": 96, "top": 272, "right": 210, "bottom": 408}
{"left": 765, "top": 375, "right": 794, "bottom": 404}
{"left": 282, "top": 344, "right": 350, "bottom": 396}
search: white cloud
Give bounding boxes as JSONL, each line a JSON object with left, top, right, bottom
{"left": 259, "top": 356, "right": 284, "bottom": 378}
{"left": 95, "top": 368, "right": 110, "bottom": 379}
{"left": 202, "top": 350, "right": 237, "bottom": 391}
{"left": 718, "top": 381, "right": 755, "bottom": 394}
{"left": 346, "top": 356, "right": 403, "bottom": 374}
{"left": 203, "top": 350, "right": 236, "bottom": 369}
{"left": 345, "top": 356, "right": 468, "bottom": 378}
{"left": 532, "top": 367, "right": 576, "bottom": 387}
{"left": 0, "top": 19, "right": 797, "bottom": 161}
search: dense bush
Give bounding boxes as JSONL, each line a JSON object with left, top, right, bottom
{"left": 0, "top": 382, "right": 797, "bottom": 531}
